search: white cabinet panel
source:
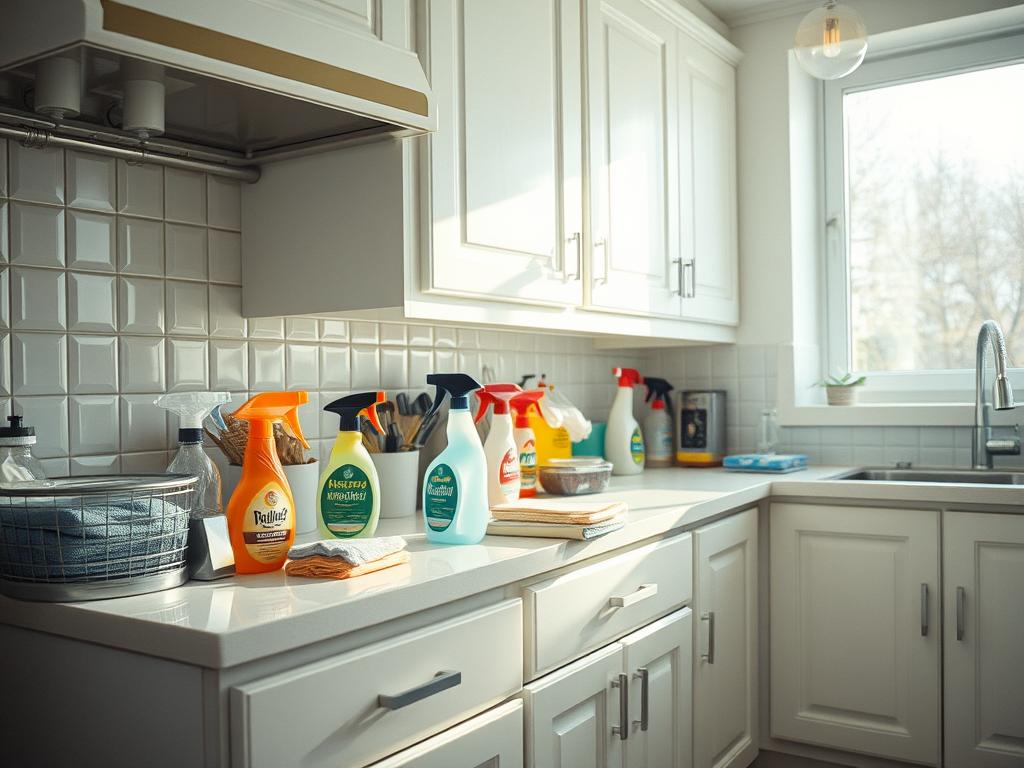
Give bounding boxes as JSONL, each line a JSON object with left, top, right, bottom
{"left": 770, "top": 504, "right": 940, "bottom": 766}
{"left": 693, "top": 509, "right": 757, "bottom": 768}
{"left": 524, "top": 643, "right": 625, "bottom": 768}
{"left": 369, "top": 700, "right": 524, "bottom": 768}
{"left": 428, "top": 0, "right": 584, "bottom": 306}
{"left": 676, "top": 34, "right": 737, "bottom": 325}
{"left": 587, "top": 0, "right": 680, "bottom": 317}
{"left": 622, "top": 609, "right": 693, "bottom": 768}
{"left": 944, "top": 511, "right": 1024, "bottom": 768}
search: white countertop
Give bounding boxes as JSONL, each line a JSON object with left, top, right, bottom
{"left": 2, "top": 466, "right": 1022, "bottom": 668}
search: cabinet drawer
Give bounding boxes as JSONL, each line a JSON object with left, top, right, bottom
{"left": 368, "top": 700, "right": 523, "bottom": 767}
{"left": 230, "top": 600, "right": 523, "bottom": 768}
{"left": 524, "top": 534, "right": 692, "bottom": 677}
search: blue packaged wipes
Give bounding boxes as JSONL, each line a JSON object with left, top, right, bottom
{"left": 723, "top": 454, "right": 808, "bottom": 473}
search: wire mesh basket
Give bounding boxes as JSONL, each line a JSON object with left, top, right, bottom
{"left": 0, "top": 474, "right": 197, "bottom": 602}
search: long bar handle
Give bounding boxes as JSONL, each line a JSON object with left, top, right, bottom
{"left": 701, "top": 611, "right": 716, "bottom": 664}
{"left": 633, "top": 667, "right": 649, "bottom": 732}
{"left": 609, "top": 583, "right": 658, "bottom": 609}
{"left": 566, "top": 232, "right": 581, "bottom": 281}
{"left": 672, "top": 257, "right": 683, "bottom": 296}
{"left": 687, "top": 259, "right": 696, "bottom": 298}
{"left": 378, "top": 670, "right": 461, "bottom": 710}
{"left": 611, "top": 673, "right": 629, "bottom": 740}
{"left": 920, "top": 583, "right": 929, "bottom": 637}
{"left": 594, "top": 237, "right": 608, "bottom": 285}
{"left": 956, "top": 586, "right": 966, "bottom": 641}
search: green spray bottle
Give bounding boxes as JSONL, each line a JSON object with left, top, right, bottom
{"left": 318, "top": 391, "right": 386, "bottom": 539}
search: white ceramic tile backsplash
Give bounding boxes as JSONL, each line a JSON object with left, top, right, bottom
{"left": 0, "top": 145, "right": 646, "bottom": 470}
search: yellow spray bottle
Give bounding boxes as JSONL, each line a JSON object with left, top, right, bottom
{"left": 317, "top": 391, "right": 386, "bottom": 538}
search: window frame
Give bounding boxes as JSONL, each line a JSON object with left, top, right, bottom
{"left": 822, "top": 28, "right": 1024, "bottom": 403}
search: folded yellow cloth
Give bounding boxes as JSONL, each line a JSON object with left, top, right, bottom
{"left": 285, "top": 550, "right": 410, "bottom": 580}
{"left": 490, "top": 499, "right": 627, "bottom": 526}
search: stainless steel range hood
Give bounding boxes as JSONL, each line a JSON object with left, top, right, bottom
{"left": 0, "top": 0, "right": 434, "bottom": 176}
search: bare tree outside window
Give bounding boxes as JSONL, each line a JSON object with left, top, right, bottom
{"left": 845, "top": 61, "right": 1024, "bottom": 373}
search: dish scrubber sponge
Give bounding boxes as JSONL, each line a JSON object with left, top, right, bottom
{"left": 285, "top": 536, "right": 408, "bottom": 579}
{"left": 723, "top": 454, "right": 808, "bottom": 473}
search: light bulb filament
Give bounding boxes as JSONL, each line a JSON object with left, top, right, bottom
{"left": 823, "top": 16, "right": 841, "bottom": 58}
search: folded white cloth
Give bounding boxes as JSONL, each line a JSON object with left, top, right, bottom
{"left": 287, "top": 536, "right": 407, "bottom": 566}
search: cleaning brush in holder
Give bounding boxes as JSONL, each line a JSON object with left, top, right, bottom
{"left": 0, "top": 475, "right": 197, "bottom": 602}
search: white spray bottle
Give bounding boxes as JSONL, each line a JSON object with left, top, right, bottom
{"left": 155, "top": 391, "right": 234, "bottom": 579}
{"left": 605, "top": 368, "right": 645, "bottom": 475}
{"left": 474, "top": 383, "right": 523, "bottom": 507}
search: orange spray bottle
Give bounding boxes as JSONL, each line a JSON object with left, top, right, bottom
{"left": 510, "top": 389, "right": 545, "bottom": 498}
{"left": 227, "top": 391, "right": 309, "bottom": 574}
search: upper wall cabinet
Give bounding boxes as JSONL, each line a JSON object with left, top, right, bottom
{"left": 426, "top": 0, "right": 585, "bottom": 307}
{"left": 241, "top": 0, "right": 741, "bottom": 342}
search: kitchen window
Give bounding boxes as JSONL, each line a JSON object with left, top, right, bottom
{"left": 822, "top": 26, "right": 1024, "bottom": 403}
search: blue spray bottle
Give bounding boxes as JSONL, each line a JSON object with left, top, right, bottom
{"left": 421, "top": 373, "right": 488, "bottom": 545}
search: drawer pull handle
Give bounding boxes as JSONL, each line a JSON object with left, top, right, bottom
{"left": 609, "top": 583, "right": 658, "bottom": 609}
{"left": 633, "top": 667, "right": 649, "bottom": 732}
{"left": 611, "top": 672, "right": 629, "bottom": 740}
{"left": 378, "top": 670, "right": 461, "bottom": 710}
{"left": 701, "top": 611, "right": 716, "bottom": 664}
{"left": 920, "top": 583, "right": 929, "bottom": 637}
{"left": 956, "top": 586, "right": 966, "bottom": 641}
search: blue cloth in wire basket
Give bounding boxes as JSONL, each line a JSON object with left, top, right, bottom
{"left": 0, "top": 481, "right": 191, "bottom": 582}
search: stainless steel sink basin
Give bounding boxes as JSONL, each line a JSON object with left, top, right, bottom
{"left": 831, "top": 468, "right": 1024, "bottom": 485}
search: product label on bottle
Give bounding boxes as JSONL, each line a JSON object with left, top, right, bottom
{"left": 242, "top": 482, "right": 293, "bottom": 563}
{"left": 499, "top": 448, "right": 520, "bottom": 492}
{"left": 519, "top": 439, "right": 537, "bottom": 491}
{"left": 630, "top": 428, "right": 645, "bottom": 465}
{"left": 424, "top": 463, "right": 459, "bottom": 532}
{"left": 648, "top": 425, "right": 672, "bottom": 458}
{"left": 319, "top": 464, "right": 373, "bottom": 538}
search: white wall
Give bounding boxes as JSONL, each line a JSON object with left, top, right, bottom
{"left": 731, "top": 0, "right": 1023, "bottom": 346}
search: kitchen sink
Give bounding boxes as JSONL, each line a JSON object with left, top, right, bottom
{"left": 831, "top": 468, "right": 1024, "bottom": 485}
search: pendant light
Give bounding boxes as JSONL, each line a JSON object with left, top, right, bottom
{"left": 795, "top": 1, "right": 868, "bottom": 80}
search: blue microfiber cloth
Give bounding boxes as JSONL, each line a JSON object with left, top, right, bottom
{"left": 723, "top": 454, "right": 808, "bottom": 473}
{"left": 0, "top": 497, "right": 188, "bottom": 580}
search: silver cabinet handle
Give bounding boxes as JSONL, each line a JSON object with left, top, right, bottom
{"left": 611, "top": 672, "right": 629, "bottom": 740}
{"left": 594, "top": 237, "right": 608, "bottom": 285}
{"left": 633, "top": 667, "right": 649, "bottom": 732}
{"left": 683, "top": 259, "right": 696, "bottom": 298}
{"left": 701, "top": 611, "right": 716, "bottom": 664}
{"left": 609, "top": 583, "right": 658, "bottom": 609}
{"left": 956, "top": 586, "right": 966, "bottom": 641}
{"left": 920, "top": 583, "right": 929, "bottom": 637}
{"left": 566, "top": 232, "right": 581, "bottom": 281}
{"left": 378, "top": 670, "right": 461, "bottom": 710}
{"left": 672, "top": 257, "right": 683, "bottom": 296}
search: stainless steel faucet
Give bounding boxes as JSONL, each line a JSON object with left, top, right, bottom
{"left": 973, "top": 320, "right": 1019, "bottom": 469}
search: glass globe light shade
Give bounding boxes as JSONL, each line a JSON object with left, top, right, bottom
{"left": 795, "top": 1, "right": 868, "bottom": 80}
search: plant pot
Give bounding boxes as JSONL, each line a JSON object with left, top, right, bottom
{"left": 825, "top": 386, "right": 858, "bottom": 406}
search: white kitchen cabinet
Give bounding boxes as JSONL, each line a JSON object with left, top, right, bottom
{"left": 770, "top": 503, "right": 940, "bottom": 766}
{"left": 943, "top": 511, "right": 1024, "bottom": 768}
{"left": 693, "top": 508, "right": 758, "bottom": 768}
{"left": 524, "top": 608, "right": 693, "bottom": 768}
{"left": 426, "top": 0, "right": 585, "bottom": 306}
{"left": 369, "top": 700, "right": 524, "bottom": 768}
{"left": 586, "top": 0, "right": 680, "bottom": 317}
{"left": 675, "top": 30, "right": 738, "bottom": 325}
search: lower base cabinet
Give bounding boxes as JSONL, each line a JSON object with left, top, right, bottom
{"left": 524, "top": 608, "right": 692, "bottom": 768}
{"left": 770, "top": 504, "right": 940, "bottom": 765}
{"left": 944, "top": 511, "right": 1024, "bottom": 768}
{"left": 693, "top": 509, "right": 758, "bottom": 768}
{"left": 369, "top": 700, "right": 524, "bottom": 767}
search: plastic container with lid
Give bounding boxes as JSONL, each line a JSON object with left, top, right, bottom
{"left": 538, "top": 457, "right": 613, "bottom": 496}
{"left": 0, "top": 416, "right": 50, "bottom": 488}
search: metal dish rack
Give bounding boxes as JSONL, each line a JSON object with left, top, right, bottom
{"left": 0, "top": 475, "right": 197, "bottom": 602}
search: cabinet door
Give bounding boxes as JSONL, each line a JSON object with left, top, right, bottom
{"left": 621, "top": 609, "right": 693, "bottom": 768}
{"left": 524, "top": 643, "right": 626, "bottom": 768}
{"left": 427, "top": 1, "right": 584, "bottom": 306}
{"left": 693, "top": 508, "right": 757, "bottom": 768}
{"left": 369, "top": 700, "right": 523, "bottom": 768}
{"left": 770, "top": 504, "right": 940, "bottom": 765}
{"left": 676, "top": 33, "right": 738, "bottom": 325}
{"left": 587, "top": 0, "right": 680, "bottom": 317}
{"left": 944, "top": 511, "right": 1024, "bottom": 768}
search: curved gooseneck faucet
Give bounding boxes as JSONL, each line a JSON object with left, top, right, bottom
{"left": 973, "top": 320, "right": 1019, "bottom": 469}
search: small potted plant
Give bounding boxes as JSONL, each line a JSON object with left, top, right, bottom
{"left": 818, "top": 373, "right": 867, "bottom": 406}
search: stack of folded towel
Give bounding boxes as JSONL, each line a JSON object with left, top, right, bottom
{"left": 487, "top": 499, "right": 627, "bottom": 540}
{"left": 285, "top": 536, "right": 409, "bottom": 580}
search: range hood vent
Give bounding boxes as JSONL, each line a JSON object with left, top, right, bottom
{"left": 0, "top": 0, "right": 434, "bottom": 172}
